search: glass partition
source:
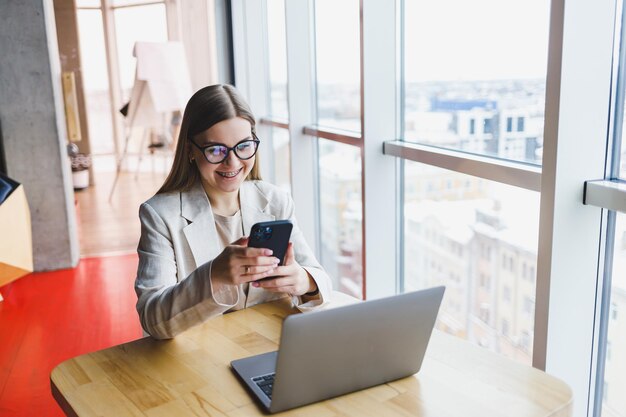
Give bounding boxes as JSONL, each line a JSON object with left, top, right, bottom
{"left": 601, "top": 218, "right": 626, "bottom": 417}
{"left": 77, "top": 9, "right": 114, "bottom": 155}
{"left": 269, "top": 127, "right": 291, "bottom": 193}
{"left": 404, "top": 160, "right": 539, "bottom": 364}
{"left": 266, "top": 0, "right": 289, "bottom": 120}
{"left": 314, "top": 0, "right": 361, "bottom": 133}
{"left": 318, "top": 139, "right": 363, "bottom": 298}
{"left": 403, "top": 0, "right": 550, "bottom": 165}
{"left": 113, "top": 3, "right": 168, "bottom": 96}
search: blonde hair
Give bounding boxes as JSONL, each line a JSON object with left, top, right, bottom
{"left": 158, "top": 84, "right": 262, "bottom": 194}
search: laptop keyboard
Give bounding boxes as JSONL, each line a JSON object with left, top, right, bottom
{"left": 252, "top": 373, "right": 275, "bottom": 400}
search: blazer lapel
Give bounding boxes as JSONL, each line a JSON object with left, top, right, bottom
{"left": 239, "top": 181, "right": 275, "bottom": 235}
{"left": 181, "top": 182, "right": 221, "bottom": 269}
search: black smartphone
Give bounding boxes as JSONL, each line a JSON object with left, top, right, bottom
{"left": 248, "top": 220, "right": 293, "bottom": 265}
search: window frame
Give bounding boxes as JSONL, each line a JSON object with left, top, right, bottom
{"left": 231, "top": 1, "right": 626, "bottom": 416}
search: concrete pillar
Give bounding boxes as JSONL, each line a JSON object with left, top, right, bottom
{"left": 0, "top": 0, "right": 79, "bottom": 271}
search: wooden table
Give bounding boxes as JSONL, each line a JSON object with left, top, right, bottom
{"left": 51, "top": 297, "right": 572, "bottom": 417}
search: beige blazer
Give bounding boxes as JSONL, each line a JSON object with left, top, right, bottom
{"left": 135, "top": 180, "right": 332, "bottom": 339}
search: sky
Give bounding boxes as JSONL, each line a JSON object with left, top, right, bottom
{"left": 268, "top": 0, "right": 550, "bottom": 84}
{"left": 404, "top": 0, "right": 550, "bottom": 82}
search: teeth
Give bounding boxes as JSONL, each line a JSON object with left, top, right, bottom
{"left": 218, "top": 169, "right": 240, "bottom": 178}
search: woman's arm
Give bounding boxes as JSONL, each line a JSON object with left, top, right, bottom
{"left": 135, "top": 202, "right": 239, "bottom": 339}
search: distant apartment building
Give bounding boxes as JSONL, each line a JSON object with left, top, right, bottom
{"left": 404, "top": 197, "right": 537, "bottom": 365}
{"left": 318, "top": 145, "right": 363, "bottom": 298}
{"left": 404, "top": 84, "right": 544, "bottom": 164}
{"left": 404, "top": 200, "right": 478, "bottom": 339}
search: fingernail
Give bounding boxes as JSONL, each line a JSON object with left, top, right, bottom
{"left": 264, "top": 249, "right": 273, "bottom": 256}
{"left": 252, "top": 282, "right": 259, "bottom": 287}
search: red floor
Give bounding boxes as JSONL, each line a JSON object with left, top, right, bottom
{"left": 0, "top": 254, "right": 143, "bottom": 416}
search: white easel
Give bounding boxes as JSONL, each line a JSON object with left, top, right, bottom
{"left": 109, "top": 41, "right": 192, "bottom": 202}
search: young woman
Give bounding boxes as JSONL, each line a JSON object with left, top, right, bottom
{"left": 135, "top": 84, "right": 332, "bottom": 339}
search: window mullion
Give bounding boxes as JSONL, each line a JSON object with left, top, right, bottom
{"left": 534, "top": 3, "right": 616, "bottom": 417}
{"left": 284, "top": 0, "right": 320, "bottom": 255}
{"left": 362, "top": 0, "right": 399, "bottom": 299}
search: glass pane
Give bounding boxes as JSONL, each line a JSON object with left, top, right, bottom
{"left": 403, "top": 0, "right": 550, "bottom": 165}
{"left": 621, "top": 103, "right": 626, "bottom": 177}
{"left": 319, "top": 139, "right": 363, "bottom": 298}
{"left": 77, "top": 9, "right": 115, "bottom": 155}
{"left": 114, "top": 4, "right": 168, "bottom": 96}
{"left": 266, "top": 0, "right": 289, "bottom": 120}
{"left": 112, "top": 0, "right": 164, "bottom": 6}
{"left": 76, "top": 0, "right": 101, "bottom": 7}
{"left": 403, "top": 160, "right": 539, "bottom": 364}
{"left": 622, "top": 137, "right": 626, "bottom": 178}
{"left": 314, "top": 0, "right": 361, "bottom": 133}
{"left": 270, "top": 127, "right": 291, "bottom": 193}
{"left": 602, "top": 214, "right": 626, "bottom": 417}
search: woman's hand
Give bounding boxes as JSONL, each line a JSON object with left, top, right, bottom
{"left": 211, "top": 237, "right": 280, "bottom": 286}
{"left": 251, "top": 243, "right": 318, "bottom": 296}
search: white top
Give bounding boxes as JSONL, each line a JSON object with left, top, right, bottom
{"left": 213, "top": 210, "right": 249, "bottom": 311}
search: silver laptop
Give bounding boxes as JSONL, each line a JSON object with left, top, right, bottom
{"left": 230, "top": 286, "right": 445, "bottom": 413}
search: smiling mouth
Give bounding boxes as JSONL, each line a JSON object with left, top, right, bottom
{"left": 216, "top": 167, "right": 242, "bottom": 178}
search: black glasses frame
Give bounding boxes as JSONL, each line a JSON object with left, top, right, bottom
{"left": 189, "top": 134, "right": 260, "bottom": 164}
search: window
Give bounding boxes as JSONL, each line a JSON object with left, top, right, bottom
{"left": 314, "top": 0, "right": 361, "bottom": 132}
{"left": 506, "top": 117, "right": 513, "bottom": 133}
{"left": 233, "top": 1, "right": 616, "bottom": 415}
{"left": 600, "top": 214, "right": 626, "bottom": 416}
{"left": 113, "top": 4, "right": 168, "bottom": 95}
{"left": 75, "top": 0, "right": 171, "bottom": 170}
{"left": 483, "top": 118, "right": 493, "bottom": 134}
{"left": 403, "top": 0, "right": 548, "bottom": 164}
{"left": 112, "top": 0, "right": 159, "bottom": 5}
{"left": 403, "top": 161, "right": 539, "bottom": 363}
{"left": 503, "top": 286, "right": 511, "bottom": 303}
{"left": 523, "top": 296, "right": 534, "bottom": 315}
{"left": 76, "top": 8, "right": 114, "bottom": 155}
{"left": 76, "top": 0, "right": 100, "bottom": 6}
{"left": 268, "top": 127, "right": 291, "bottom": 192}
{"left": 266, "top": 0, "right": 289, "bottom": 120}
{"left": 262, "top": 0, "right": 291, "bottom": 192}
{"left": 318, "top": 139, "right": 362, "bottom": 299}
{"left": 480, "top": 273, "right": 490, "bottom": 289}
{"left": 479, "top": 303, "right": 490, "bottom": 325}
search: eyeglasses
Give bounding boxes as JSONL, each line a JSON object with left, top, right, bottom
{"left": 189, "top": 134, "right": 260, "bottom": 164}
